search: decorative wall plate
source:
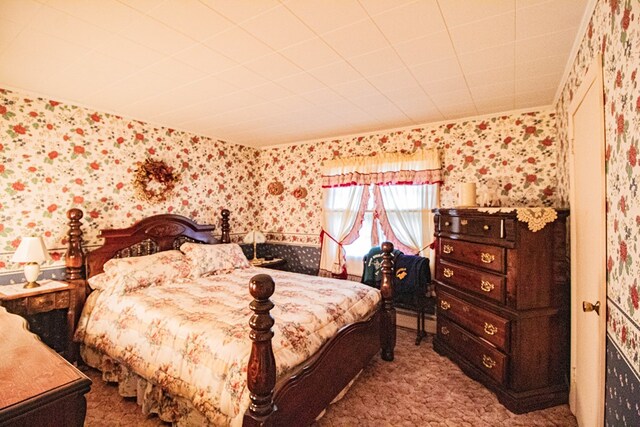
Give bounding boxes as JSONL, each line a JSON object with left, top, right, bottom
{"left": 292, "top": 186, "right": 307, "bottom": 199}
{"left": 267, "top": 180, "right": 284, "bottom": 195}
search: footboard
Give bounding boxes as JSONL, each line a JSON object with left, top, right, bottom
{"left": 244, "top": 243, "right": 396, "bottom": 426}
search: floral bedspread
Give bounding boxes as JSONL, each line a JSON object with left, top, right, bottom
{"left": 75, "top": 267, "right": 380, "bottom": 426}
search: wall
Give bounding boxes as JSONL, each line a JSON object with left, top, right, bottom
{"left": 258, "top": 110, "right": 561, "bottom": 246}
{"left": 0, "top": 88, "right": 261, "bottom": 276}
{"left": 554, "top": 0, "right": 640, "bottom": 424}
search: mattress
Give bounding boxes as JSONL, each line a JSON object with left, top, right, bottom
{"left": 75, "top": 267, "right": 380, "bottom": 426}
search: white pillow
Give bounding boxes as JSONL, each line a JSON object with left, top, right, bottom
{"left": 180, "top": 243, "right": 251, "bottom": 278}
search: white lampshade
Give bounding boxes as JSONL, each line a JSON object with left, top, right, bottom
{"left": 243, "top": 230, "right": 267, "bottom": 244}
{"left": 11, "top": 236, "right": 52, "bottom": 263}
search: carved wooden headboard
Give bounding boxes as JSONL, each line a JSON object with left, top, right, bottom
{"left": 65, "top": 209, "right": 231, "bottom": 280}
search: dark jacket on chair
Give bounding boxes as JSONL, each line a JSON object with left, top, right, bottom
{"left": 362, "top": 246, "right": 402, "bottom": 288}
{"left": 393, "top": 254, "right": 430, "bottom": 308}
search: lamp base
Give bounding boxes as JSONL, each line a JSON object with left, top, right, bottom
{"left": 23, "top": 281, "right": 41, "bottom": 289}
{"left": 251, "top": 258, "right": 264, "bottom": 265}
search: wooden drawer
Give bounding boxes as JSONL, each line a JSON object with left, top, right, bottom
{"left": 438, "top": 316, "right": 508, "bottom": 385}
{"left": 438, "top": 214, "right": 505, "bottom": 240}
{"left": 436, "top": 261, "right": 505, "bottom": 304}
{"left": 437, "top": 290, "right": 510, "bottom": 351}
{"left": 440, "top": 238, "right": 505, "bottom": 273}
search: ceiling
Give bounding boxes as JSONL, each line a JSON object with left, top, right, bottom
{"left": 0, "top": 0, "right": 589, "bottom": 147}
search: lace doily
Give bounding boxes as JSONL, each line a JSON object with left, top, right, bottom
{"left": 475, "top": 207, "right": 558, "bottom": 232}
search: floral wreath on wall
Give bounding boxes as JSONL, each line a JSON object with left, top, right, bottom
{"left": 133, "top": 158, "right": 181, "bottom": 203}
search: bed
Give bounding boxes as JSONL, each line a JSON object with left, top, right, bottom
{"left": 64, "top": 208, "right": 396, "bottom": 426}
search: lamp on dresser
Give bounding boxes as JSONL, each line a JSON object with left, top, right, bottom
{"left": 11, "top": 236, "right": 52, "bottom": 288}
{"left": 243, "top": 230, "right": 267, "bottom": 265}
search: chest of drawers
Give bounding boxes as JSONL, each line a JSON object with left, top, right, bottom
{"left": 432, "top": 208, "right": 569, "bottom": 413}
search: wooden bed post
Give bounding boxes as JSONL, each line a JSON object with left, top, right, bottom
{"left": 65, "top": 208, "right": 85, "bottom": 363}
{"left": 245, "top": 274, "right": 277, "bottom": 426}
{"left": 65, "top": 209, "right": 85, "bottom": 285}
{"left": 380, "top": 241, "right": 396, "bottom": 361}
{"left": 221, "top": 209, "right": 231, "bottom": 243}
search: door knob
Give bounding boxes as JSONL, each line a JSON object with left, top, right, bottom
{"left": 582, "top": 301, "right": 600, "bottom": 316}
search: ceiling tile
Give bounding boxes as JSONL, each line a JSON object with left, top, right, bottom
{"left": 172, "top": 43, "right": 238, "bottom": 74}
{"left": 438, "top": 0, "right": 515, "bottom": 27}
{"left": 515, "top": 27, "right": 576, "bottom": 62}
{"left": 146, "top": 0, "right": 233, "bottom": 41}
{"left": 92, "top": 33, "right": 165, "bottom": 68}
{"left": 46, "top": 0, "right": 138, "bottom": 33}
{"left": 321, "top": 18, "right": 389, "bottom": 58}
{"left": 515, "top": 54, "right": 567, "bottom": 80}
{"left": 119, "top": 13, "right": 195, "bottom": 56}
{"left": 439, "top": 103, "right": 478, "bottom": 119}
{"left": 515, "top": 72, "right": 562, "bottom": 94}
{"left": 273, "top": 72, "right": 327, "bottom": 95}
{"left": 117, "top": 0, "right": 164, "bottom": 14}
{"left": 143, "top": 58, "right": 207, "bottom": 82}
{"left": 199, "top": 0, "right": 281, "bottom": 25}
{"left": 0, "top": 19, "right": 24, "bottom": 55}
{"left": 245, "top": 82, "right": 295, "bottom": 101}
{"left": 468, "top": 79, "right": 514, "bottom": 100}
{"left": 369, "top": 0, "right": 445, "bottom": 45}
{"left": 449, "top": 11, "right": 515, "bottom": 54}
{"left": 411, "top": 57, "right": 463, "bottom": 85}
{"left": 215, "top": 65, "right": 269, "bottom": 89}
{"left": 89, "top": 68, "right": 175, "bottom": 108}
{"left": 243, "top": 53, "right": 302, "bottom": 81}
{"left": 422, "top": 75, "right": 468, "bottom": 96}
{"left": 429, "top": 88, "right": 474, "bottom": 107}
{"left": 203, "top": 26, "right": 273, "bottom": 64}
{"left": 330, "top": 78, "right": 377, "bottom": 99}
{"left": 0, "top": 0, "right": 44, "bottom": 26}
{"left": 28, "top": 5, "right": 114, "bottom": 50}
{"left": 474, "top": 95, "right": 515, "bottom": 112}
{"left": 279, "top": 37, "right": 342, "bottom": 70}
{"left": 347, "top": 47, "right": 406, "bottom": 77}
{"left": 394, "top": 31, "right": 456, "bottom": 65}
{"left": 307, "top": 60, "right": 362, "bottom": 86}
{"left": 284, "top": 0, "right": 368, "bottom": 34}
{"left": 458, "top": 43, "right": 515, "bottom": 74}
{"left": 466, "top": 66, "right": 515, "bottom": 88}
{"left": 241, "top": 5, "right": 316, "bottom": 50}
{"left": 516, "top": 0, "right": 586, "bottom": 40}
{"left": 368, "top": 67, "right": 420, "bottom": 92}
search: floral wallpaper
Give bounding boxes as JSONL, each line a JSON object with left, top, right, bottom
{"left": 0, "top": 88, "right": 261, "bottom": 273}
{"left": 554, "top": 0, "right": 640, "bottom": 420}
{"left": 258, "top": 111, "right": 560, "bottom": 245}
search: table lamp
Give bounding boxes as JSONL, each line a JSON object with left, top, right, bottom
{"left": 11, "top": 236, "right": 52, "bottom": 288}
{"left": 243, "top": 230, "right": 266, "bottom": 265}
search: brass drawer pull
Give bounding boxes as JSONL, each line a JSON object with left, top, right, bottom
{"left": 443, "top": 268, "right": 454, "bottom": 278}
{"left": 483, "top": 225, "right": 490, "bottom": 230}
{"left": 441, "top": 326, "right": 450, "bottom": 336}
{"left": 480, "top": 280, "right": 495, "bottom": 292}
{"left": 443, "top": 244, "right": 454, "bottom": 254}
{"left": 482, "top": 354, "right": 496, "bottom": 369}
{"left": 462, "top": 305, "right": 470, "bottom": 313}
{"left": 460, "top": 219, "right": 468, "bottom": 225}
{"left": 484, "top": 322, "right": 498, "bottom": 336}
{"left": 480, "top": 252, "right": 495, "bottom": 263}
{"left": 444, "top": 221, "right": 450, "bottom": 226}
{"left": 440, "top": 300, "right": 451, "bottom": 310}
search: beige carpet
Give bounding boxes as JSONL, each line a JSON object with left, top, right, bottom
{"left": 84, "top": 329, "right": 577, "bottom": 426}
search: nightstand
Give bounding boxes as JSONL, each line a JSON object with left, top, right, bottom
{"left": 254, "top": 258, "right": 287, "bottom": 270}
{"left": 0, "top": 280, "right": 78, "bottom": 362}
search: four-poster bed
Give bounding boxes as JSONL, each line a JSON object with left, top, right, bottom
{"left": 64, "top": 208, "right": 396, "bottom": 426}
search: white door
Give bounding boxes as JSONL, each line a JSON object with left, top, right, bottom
{"left": 568, "top": 56, "right": 607, "bottom": 426}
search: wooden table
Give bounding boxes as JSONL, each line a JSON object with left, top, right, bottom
{"left": 0, "top": 307, "right": 91, "bottom": 426}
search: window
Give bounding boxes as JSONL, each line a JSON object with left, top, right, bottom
{"left": 319, "top": 149, "right": 442, "bottom": 279}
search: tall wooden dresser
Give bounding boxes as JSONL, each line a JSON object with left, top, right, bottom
{"left": 432, "top": 208, "right": 569, "bottom": 413}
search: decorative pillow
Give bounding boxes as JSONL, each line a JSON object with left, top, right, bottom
{"left": 97, "top": 250, "right": 191, "bottom": 293}
{"left": 180, "top": 243, "right": 251, "bottom": 278}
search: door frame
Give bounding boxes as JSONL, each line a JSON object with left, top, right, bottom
{"left": 566, "top": 54, "right": 607, "bottom": 424}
